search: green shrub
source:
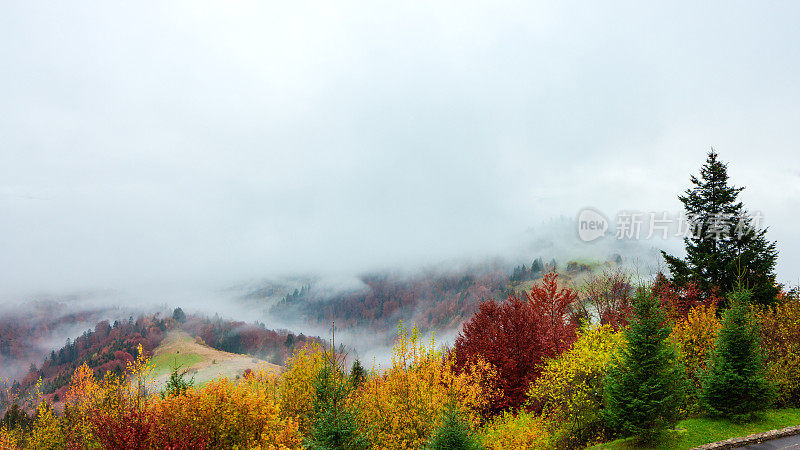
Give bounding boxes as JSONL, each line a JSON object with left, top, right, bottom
{"left": 426, "top": 402, "right": 483, "bottom": 450}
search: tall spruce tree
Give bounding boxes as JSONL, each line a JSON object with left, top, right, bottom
{"left": 603, "top": 289, "right": 685, "bottom": 441}
{"left": 701, "top": 289, "right": 774, "bottom": 418}
{"left": 662, "top": 150, "right": 780, "bottom": 306}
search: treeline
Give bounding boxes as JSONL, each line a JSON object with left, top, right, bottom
{"left": 269, "top": 257, "right": 619, "bottom": 337}
{"left": 179, "top": 313, "right": 323, "bottom": 365}
{"left": 508, "top": 257, "right": 546, "bottom": 285}
{"left": 270, "top": 268, "right": 510, "bottom": 334}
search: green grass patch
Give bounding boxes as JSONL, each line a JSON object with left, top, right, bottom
{"left": 590, "top": 408, "right": 800, "bottom": 449}
{"left": 150, "top": 352, "right": 204, "bottom": 376}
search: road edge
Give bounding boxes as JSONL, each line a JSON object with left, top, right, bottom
{"left": 690, "top": 424, "right": 800, "bottom": 449}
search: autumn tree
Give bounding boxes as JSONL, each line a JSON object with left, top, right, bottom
{"left": 527, "top": 271, "right": 580, "bottom": 354}
{"left": 662, "top": 150, "right": 780, "bottom": 306}
{"left": 653, "top": 275, "right": 719, "bottom": 322}
{"left": 578, "top": 268, "right": 633, "bottom": 329}
{"left": 280, "top": 343, "right": 327, "bottom": 434}
{"left": 757, "top": 291, "right": 800, "bottom": 406}
{"left": 454, "top": 271, "right": 577, "bottom": 414}
{"left": 669, "top": 304, "right": 721, "bottom": 414}
{"left": 529, "top": 324, "right": 624, "bottom": 448}
{"left": 479, "top": 411, "right": 547, "bottom": 449}
{"left": 358, "top": 324, "right": 495, "bottom": 449}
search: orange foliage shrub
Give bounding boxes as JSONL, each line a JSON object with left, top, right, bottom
{"left": 278, "top": 342, "right": 326, "bottom": 434}
{"left": 669, "top": 304, "right": 721, "bottom": 414}
{"left": 357, "top": 323, "right": 498, "bottom": 450}
{"left": 757, "top": 294, "right": 800, "bottom": 406}
{"left": 18, "top": 344, "right": 301, "bottom": 449}
{"left": 479, "top": 410, "right": 547, "bottom": 449}
{"left": 154, "top": 371, "right": 300, "bottom": 449}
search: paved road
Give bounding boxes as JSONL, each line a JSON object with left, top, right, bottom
{"left": 738, "top": 434, "right": 800, "bottom": 449}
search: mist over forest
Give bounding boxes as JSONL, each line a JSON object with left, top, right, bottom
{"left": 1, "top": 3, "right": 799, "bottom": 448}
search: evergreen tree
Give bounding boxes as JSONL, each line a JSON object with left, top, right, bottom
{"left": 349, "top": 359, "right": 366, "bottom": 388}
{"left": 425, "top": 402, "right": 484, "bottom": 450}
{"left": 662, "top": 150, "right": 780, "bottom": 306}
{"left": 531, "top": 258, "right": 543, "bottom": 275}
{"left": 1, "top": 403, "right": 32, "bottom": 431}
{"left": 701, "top": 289, "right": 774, "bottom": 418}
{"left": 172, "top": 307, "right": 186, "bottom": 323}
{"left": 603, "top": 289, "right": 685, "bottom": 441}
{"left": 161, "top": 367, "right": 194, "bottom": 398}
{"left": 305, "top": 353, "right": 369, "bottom": 450}
{"left": 285, "top": 333, "right": 295, "bottom": 348}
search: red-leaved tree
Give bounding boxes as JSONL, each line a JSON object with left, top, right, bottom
{"left": 578, "top": 268, "right": 634, "bottom": 330}
{"left": 653, "top": 274, "right": 719, "bottom": 322}
{"left": 527, "top": 271, "right": 579, "bottom": 354}
{"left": 453, "top": 271, "right": 578, "bottom": 415}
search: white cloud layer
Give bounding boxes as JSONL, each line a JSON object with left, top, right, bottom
{"left": 1, "top": 1, "right": 798, "bottom": 297}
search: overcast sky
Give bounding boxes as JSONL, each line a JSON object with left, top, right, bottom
{"left": 1, "top": 1, "right": 798, "bottom": 298}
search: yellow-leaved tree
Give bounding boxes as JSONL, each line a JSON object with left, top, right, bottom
{"left": 356, "top": 323, "right": 497, "bottom": 450}
{"left": 26, "top": 379, "right": 65, "bottom": 450}
{"left": 279, "top": 342, "right": 327, "bottom": 434}
{"left": 669, "top": 304, "right": 721, "bottom": 414}
{"left": 757, "top": 294, "right": 800, "bottom": 406}
{"left": 155, "top": 367, "right": 301, "bottom": 449}
{"left": 527, "top": 324, "right": 624, "bottom": 449}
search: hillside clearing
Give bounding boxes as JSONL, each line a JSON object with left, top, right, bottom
{"left": 147, "top": 330, "right": 280, "bottom": 390}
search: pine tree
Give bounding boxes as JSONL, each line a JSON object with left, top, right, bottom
{"left": 662, "top": 150, "right": 780, "bottom": 306}
{"left": 306, "top": 324, "right": 369, "bottom": 450}
{"left": 305, "top": 361, "right": 369, "bottom": 450}
{"left": 349, "top": 359, "right": 366, "bottom": 388}
{"left": 425, "top": 402, "right": 484, "bottom": 450}
{"left": 172, "top": 307, "right": 186, "bottom": 323}
{"left": 161, "top": 367, "right": 194, "bottom": 398}
{"left": 603, "top": 289, "right": 685, "bottom": 441}
{"left": 531, "top": 258, "right": 543, "bottom": 276}
{"left": 701, "top": 289, "right": 774, "bottom": 418}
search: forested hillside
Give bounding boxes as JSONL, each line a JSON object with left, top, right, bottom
{"left": 265, "top": 258, "right": 602, "bottom": 334}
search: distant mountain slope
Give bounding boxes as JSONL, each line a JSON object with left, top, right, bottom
{"left": 0, "top": 300, "right": 115, "bottom": 381}
{"left": 267, "top": 267, "right": 509, "bottom": 334}
{"left": 263, "top": 257, "right": 618, "bottom": 335}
